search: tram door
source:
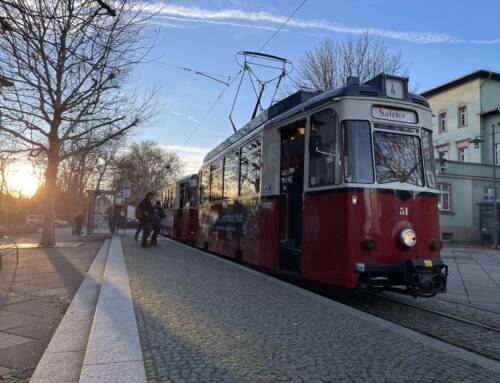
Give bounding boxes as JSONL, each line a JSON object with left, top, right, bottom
{"left": 279, "top": 120, "right": 306, "bottom": 273}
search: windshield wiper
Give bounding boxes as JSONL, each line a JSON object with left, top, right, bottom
{"left": 401, "top": 162, "right": 420, "bottom": 183}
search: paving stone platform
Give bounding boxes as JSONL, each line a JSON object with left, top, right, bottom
{"left": 440, "top": 247, "right": 500, "bottom": 313}
{"left": 122, "top": 237, "right": 500, "bottom": 383}
{"left": 0, "top": 237, "right": 103, "bottom": 383}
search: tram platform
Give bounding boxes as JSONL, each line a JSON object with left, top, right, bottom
{"left": 116, "top": 235, "right": 500, "bottom": 383}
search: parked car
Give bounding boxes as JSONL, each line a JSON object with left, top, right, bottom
{"left": 26, "top": 214, "right": 44, "bottom": 226}
{"left": 54, "top": 219, "right": 69, "bottom": 228}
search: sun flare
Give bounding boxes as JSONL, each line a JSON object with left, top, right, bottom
{"left": 5, "top": 163, "right": 42, "bottom": 198}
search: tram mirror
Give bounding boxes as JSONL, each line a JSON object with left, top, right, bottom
{"left": 310, "top": 135, "right": 322, "bottom": 158}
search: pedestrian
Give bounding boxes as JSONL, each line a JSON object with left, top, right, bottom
{"left": 73, "top": 210, "right": 84, "bottom": 236}
{"left": 138, "top": 192, "right": 155, "bottom": 247}
{"left": 150, "top": 200, "right": 166, "bottom": 246}
{"left": 113, "top": 205, "right": 122, "bottom": 234}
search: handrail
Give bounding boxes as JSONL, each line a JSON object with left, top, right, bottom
{"left": 0, "top": 235, "right": 19, "bottom": 270}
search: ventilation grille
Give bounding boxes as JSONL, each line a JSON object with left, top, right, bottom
{"left": 359, "top": 90, "right": 379, "bottom": 97}
{"left": 411, "top": 97, "right": 427, "bottom": 106}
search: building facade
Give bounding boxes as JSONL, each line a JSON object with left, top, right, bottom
{"left": 422, "top": 70, "right": 500, "bottom": 241}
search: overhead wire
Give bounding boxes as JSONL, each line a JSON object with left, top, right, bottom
{"left": 156, "top": 61, "right": 231, "bottom": 86}
{"left": 257, "top": 0, "right": 308, "bottom": 53}
{"left": 177, "top": 0, "right": 308, "bottom": 150}
{"left": 178, "top": 70, "right": 243, "bottom": 151}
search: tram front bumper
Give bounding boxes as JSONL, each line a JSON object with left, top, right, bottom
{"left": 356, "top": 259, "right": 448, "bottom": 298}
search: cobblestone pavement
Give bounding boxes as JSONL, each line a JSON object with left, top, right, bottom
{"left": 122, "top": 237, "right": 500, "bottom": 383}
{"left": 0, "top": 237, "right": 102, "bottom": 383}
{"left": 336, "top": 292, "right": 500, "bottom": 361}
{"left": 440, "top": 247, "right": 500, "bottom": 313}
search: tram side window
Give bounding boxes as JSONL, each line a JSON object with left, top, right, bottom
{"left": 178, "top": 182, "right": 186, "bottom": 208}
{"left": 309, "top": 109, "right": 339, "bottom": 187}
{"left": 240, "top": 139, "right": 261, "bottom": 196}
{"left": 210, "top": 161, "right": 223, "bottom": 202}
{"left": 422, "top": 129, "right": 437, "bottom": 188}
{"left": 199, "top": 169, "right": 209, "bottom": 204}
{"left": 224, "top": 151, "right": 240, "bottom": 200}
{"left": 342, "top": 121, "right": 374, "bottom": 184}
{"left": 188, "top": 178, "right": 198, "bottom": 207}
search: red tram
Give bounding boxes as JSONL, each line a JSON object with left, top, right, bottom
{"left": 167, "top": 73, "right": 448, "bottom": 297}
{"left": 161, "top": 174, "right": 198, "bottom": 243}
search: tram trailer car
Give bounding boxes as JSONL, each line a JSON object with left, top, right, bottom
{"left": 183, "top": 73, "right": 448, "bottom": 298}
{"left": 162, "top": 174, "right": 199, "bottom": 244}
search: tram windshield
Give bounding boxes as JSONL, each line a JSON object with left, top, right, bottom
{"left": 373, "top": 131, "right": 424, "bottom": 186}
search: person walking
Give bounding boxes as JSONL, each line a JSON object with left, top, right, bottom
{"left": 73, "top": 210, "right": 84, "bottom": 236}
{"left": 150, "top": 200, "right": 166, "bottom": 246}
{"left": 138, "top": 192, "right": 155, "bottom": 247}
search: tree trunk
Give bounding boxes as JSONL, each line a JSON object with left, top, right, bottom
{"left": 40, "top": 155, "right": 59, "bottom": 247}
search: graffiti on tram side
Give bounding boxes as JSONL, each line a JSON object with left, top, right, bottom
{"left": 199, "top": 197, "right": 260, "bottom": 238}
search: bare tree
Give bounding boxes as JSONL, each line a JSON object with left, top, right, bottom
{"left": 113, "top": 141, "right": 183, "bottom": 204}
{"left": 0, "top": 1, "right": 161, "bottom": 246}
{"left": 57, "top": 135, "right": 124, "bottom": 219}
{"left": 292, "top": 32, "right": 407, "bottom": 92}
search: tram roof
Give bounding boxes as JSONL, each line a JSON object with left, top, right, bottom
{"left": 176, "top": 173, "right": 198, "bottom": 184}
{"left": 203, "top": 73, "right": 429, "bottom": 164}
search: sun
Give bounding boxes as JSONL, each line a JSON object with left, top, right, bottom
{"left": 5, "top": 163, "right": 42, "bottom": 198}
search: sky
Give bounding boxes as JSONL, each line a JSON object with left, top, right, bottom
{"left": 10, "top": 0, "right": 500, "bottom": 193}
{"left": 132, "top": 0, "right": 500, "bottom": 175}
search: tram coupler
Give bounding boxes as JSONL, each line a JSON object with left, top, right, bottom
{"left": 403, "top": 259, "right": 448, "bottom": 298}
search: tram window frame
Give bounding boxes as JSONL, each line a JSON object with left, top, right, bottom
{"left": 199, "top": 168, "right": 210, "bottom": 205}
{"left": 341, "top": 120, "right": 375, "bottom": 184}
{"left": 240, "top": 138, "right": 262, "bottom": 197}
{"left": 309, "top": 108, "right": 341, "bottom": 187}
{"left": 373, "top": 130, "right": 424, "bottom": 186}
{"left": 178, "top": 182, "right": 186, "bottom": 208}
{"left": 209, "top": 160, "right": 223, "bottom": 202}
{"left": 223, "top": 150, "right": 240, "bottom": 200}
{"left": 421, "top": 128, "right": 438, "bottom": 189}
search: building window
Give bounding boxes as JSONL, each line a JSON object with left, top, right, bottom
{"left": 438, "top": 112, "right": 447, "bottom": 133}
{"left": 456, "top": 141, "right": 469, "bottom": 162}
{"left": 438, "top": 183, "right": 451, "bottom": 211}
{"left": 496, "top": 143, "right": 500, "bottom": 165}
{"left": 458, "top": 105, "right": 467, "bottom": 128}
{"left": 436, "top": 144, "right": 449, "bottom": 161}
{"left": 484, "top": 187, "right": 495, "bottom": 202}
{"left": 458, "top": 147, "right": 469, "bottom": 162}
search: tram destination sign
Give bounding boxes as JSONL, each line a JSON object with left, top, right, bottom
{"left": 371, "top": 106, "right": 418, "bottom": 124}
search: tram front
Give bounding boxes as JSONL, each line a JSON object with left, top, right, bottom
{"left": 303, "top": 74, "right": 447, "bottom": 297}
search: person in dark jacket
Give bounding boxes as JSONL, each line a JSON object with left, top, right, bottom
{"left": 150, "top": 200, "right": 166, "bottom": 246}
{"left": 73, "top": 210, "right": 84, "bottom": 236}
{"left": 138, "top": 192, "right": 155, "bottom": 247}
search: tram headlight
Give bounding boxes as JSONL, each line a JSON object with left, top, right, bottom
{"left": 400, "top": 229, "right": 417, "bottom": 248}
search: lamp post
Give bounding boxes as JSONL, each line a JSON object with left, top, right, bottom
{"left": 492, "top": 123, "right": 499, "bottom": 249}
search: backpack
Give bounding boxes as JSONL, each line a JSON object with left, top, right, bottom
{"left": 135, "top": 206, "right": 142, "bottom": 220}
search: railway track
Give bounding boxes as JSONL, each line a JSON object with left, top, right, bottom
{"left": 328, "top": 290, "right": 500, "bottom": 362}
{"left": 271, "top": 273, "right": 500, "bottom": 362}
